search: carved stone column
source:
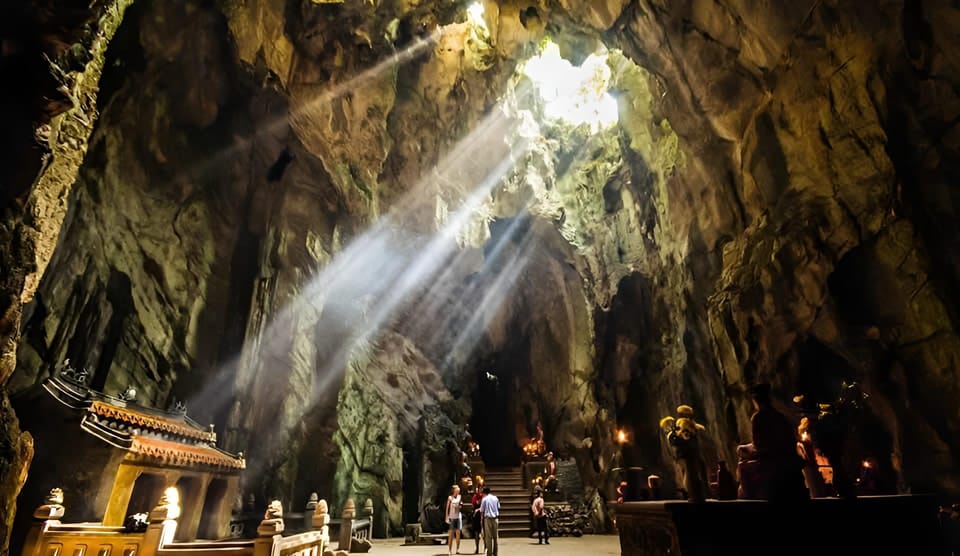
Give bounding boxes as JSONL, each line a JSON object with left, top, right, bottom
{"left": 338, "top": 498, "right": 355, "bottom": 551}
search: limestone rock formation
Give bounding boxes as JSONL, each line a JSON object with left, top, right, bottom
{"left": 2, "top": 0, "right": 960, "bottom": 550}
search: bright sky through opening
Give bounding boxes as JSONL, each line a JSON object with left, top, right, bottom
{"left": 522, "top": 40, "right": 619, "bottom": 131}
{"left": 467, "top": 1, "right": 487, "bottom": 31}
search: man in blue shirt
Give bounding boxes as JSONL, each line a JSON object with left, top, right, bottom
{"left": 479, "top": 486, "right": 500, "bottom": 556}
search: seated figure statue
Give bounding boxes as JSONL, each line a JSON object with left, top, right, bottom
{"left": 534, "top": 422, "right": 547, "bottom": 456}
{"left": 543, "top": 452, "right": 558, "bottom": 492}
{"left": 796, "top": 416, "right": 830, "bottom": 497}
{"left": 463, "top": 424, "right": 481, "bottom": 458}
{"left": 458, "top": 451, "right": 474, "bottom": 493}
{"left": 736, "top": 383, "right": 807, "bottom": 502}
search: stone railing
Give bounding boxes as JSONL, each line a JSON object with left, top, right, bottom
{"left": 21, "top": 489, "right": 330, "bottom": 556}
{"left": 322, "top": 498, "right": 373, "bottom": 552}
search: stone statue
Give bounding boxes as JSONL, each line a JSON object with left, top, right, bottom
{"left": 46, "top": 488, "right": 64, "bottom": 505}
{"left": 459, "top": 451, "right": 472, "bottom": 478}
{"left": 463, "top": 424, "right": 481, "bottom": 458}
{"left": 265, "top": 500, "right": 283, "bottom": 519}
{"left": 809, "top": 382, "right": 869, "bottom": 499}
{"left": 543, "top": 452, "right": 558, "bottom": 492}
{"left": 796, "top": 415, "right": 829, "bottom": 497}
{"left": 34, "top": 488, "right": 65, "bottom": 520}
{"left": 736, "top": 384, "right": 807, "bottom": 501}
{"left": 258, "top": 500, "right": 284, "bottom": 536}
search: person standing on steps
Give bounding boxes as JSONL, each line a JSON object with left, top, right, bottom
{"left": 446, "top": 484, "right": 463, "bottom": 554}
{"left": 531, "top": 488, "right": 549, "bottom": 545}
{"left": 471, "top": 486, "right": 485, "bottom": 554}
{"left": 479, "top": 486, "right": 500, "bottom": 556}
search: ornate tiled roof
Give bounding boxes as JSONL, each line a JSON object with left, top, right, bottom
{"left": 88, "top": 400, "right": 216, "bottom": 443}
{"left": 44, "top": 374, "right": 244, "bottom": 472}
{"left": 130, "top": 436, "right": 246, "bottom": 470}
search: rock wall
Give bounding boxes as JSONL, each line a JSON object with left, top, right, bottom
{"left": 605, "top": 0, "right": 960, "bottom": 491}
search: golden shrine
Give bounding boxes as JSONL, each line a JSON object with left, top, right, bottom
{"left": 13, "top": 368, "right": 245, "bottom": 547}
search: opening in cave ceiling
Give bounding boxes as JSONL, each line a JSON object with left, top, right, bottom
{"left": 466, "top": 1, "right": 488, "bottom": 32}
{"left": 521, "top": 40, "right": 619, "bottom": 132}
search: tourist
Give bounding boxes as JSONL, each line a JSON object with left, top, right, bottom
{"left": 471, "top": 487, "right": 485, "bottom": 554}
{"left": 531, "top": 488, "right": 549, "bottom": 545}
{"left": 446, "top": 484, "right": 463, "bottom": 554}
{"left": 479, "top": 486, "right": 500, "bottom": 556}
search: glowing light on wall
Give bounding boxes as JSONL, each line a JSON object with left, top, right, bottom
{"left": 467, "top": 2, "right": 487, "bottom": 31}
{"left": 522, "top": 41, "right": 619, "bottom": 131}
{"left": 616, "top": 428, "right": 629, "bottom": 444}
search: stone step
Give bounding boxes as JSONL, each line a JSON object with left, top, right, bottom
{"left": 483, "top": 486, "right": 524, "bottom": 492}
{"left": 482, "top": 483, "right": 524, "bottom": 489}
{"left": 499, "top": 527, "right": 532, "bottom": 537}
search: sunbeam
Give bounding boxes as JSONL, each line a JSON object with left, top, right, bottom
{"left": 185, "top": 103, "right": 537, "bottom": 484}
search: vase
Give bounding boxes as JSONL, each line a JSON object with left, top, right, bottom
{"left": 678, "top": 456, "right": 708, "bottom": 503}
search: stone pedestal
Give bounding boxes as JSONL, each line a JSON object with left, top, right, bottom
{"left": 523, "top": 458, "right": 548, "bottom": 487}
{"left": 611, "top": 495, "right": 947, "bottom": 556}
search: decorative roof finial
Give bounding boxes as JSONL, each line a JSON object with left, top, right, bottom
{"left": 118, "top": 386, "right": 137, "bottom": 402}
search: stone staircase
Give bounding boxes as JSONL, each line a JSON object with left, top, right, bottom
{"left": 483, "top": 467, "right": 530, "bottom": 537}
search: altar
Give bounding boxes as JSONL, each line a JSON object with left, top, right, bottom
{"left": 611, "top": 495, "right": 946, "bottom": 556}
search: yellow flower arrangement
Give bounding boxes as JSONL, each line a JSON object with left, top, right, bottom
{"left": 659, "top": 405, "right": 706, "bottom": 441}
{"left": 659, "top": 404, "right": 710, "bottom": 502}
{"left": 659, "top": 416, "right": 675, "bottom": 433}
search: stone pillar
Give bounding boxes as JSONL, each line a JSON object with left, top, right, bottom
{"left": 175, "top": 476, "right": 209, "bottom": 541}
{"left": 206, "top": 475, "right": 240, "bottom": 540}
{"left": 312, "top": 499, "right": 330, "bottom": 553}
{"left": 103, "top": 463, "right": 140, "bottom": 526}
{"left": 253, "top": 501, "right": 284, "bottom": 556}
{"left": 362, "top": 499, "right": 373, "bottom": 539}
{"left": 338, "top": 498, "right": 355, "bottom": 551}
{"left": 143, "top": 488, "right": 181, "bottom": 555}
{"left": 304, "top": 493, "right": 318, "bottom": 532}
{"left": 21, "top": 489, "right": 66, "bottom": 556}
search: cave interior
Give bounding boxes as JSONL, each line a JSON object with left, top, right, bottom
{"left": 2, "top": 0, "right": 960, "bottom": 552}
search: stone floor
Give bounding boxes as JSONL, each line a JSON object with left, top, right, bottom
{"left": 368, "top": 535, "right": 620, "bottom": 556}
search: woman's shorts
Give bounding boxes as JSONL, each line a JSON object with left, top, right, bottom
{"left": 448, "top": 517, "right": 462, "bottom": 530}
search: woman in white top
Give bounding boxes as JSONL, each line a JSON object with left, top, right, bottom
{"left": 445, "top": 484, "right": 463, "bottom": 554}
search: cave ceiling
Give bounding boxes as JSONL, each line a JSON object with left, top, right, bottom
{"left": 1, "top": 0, "right": 960, "bottom": 544}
